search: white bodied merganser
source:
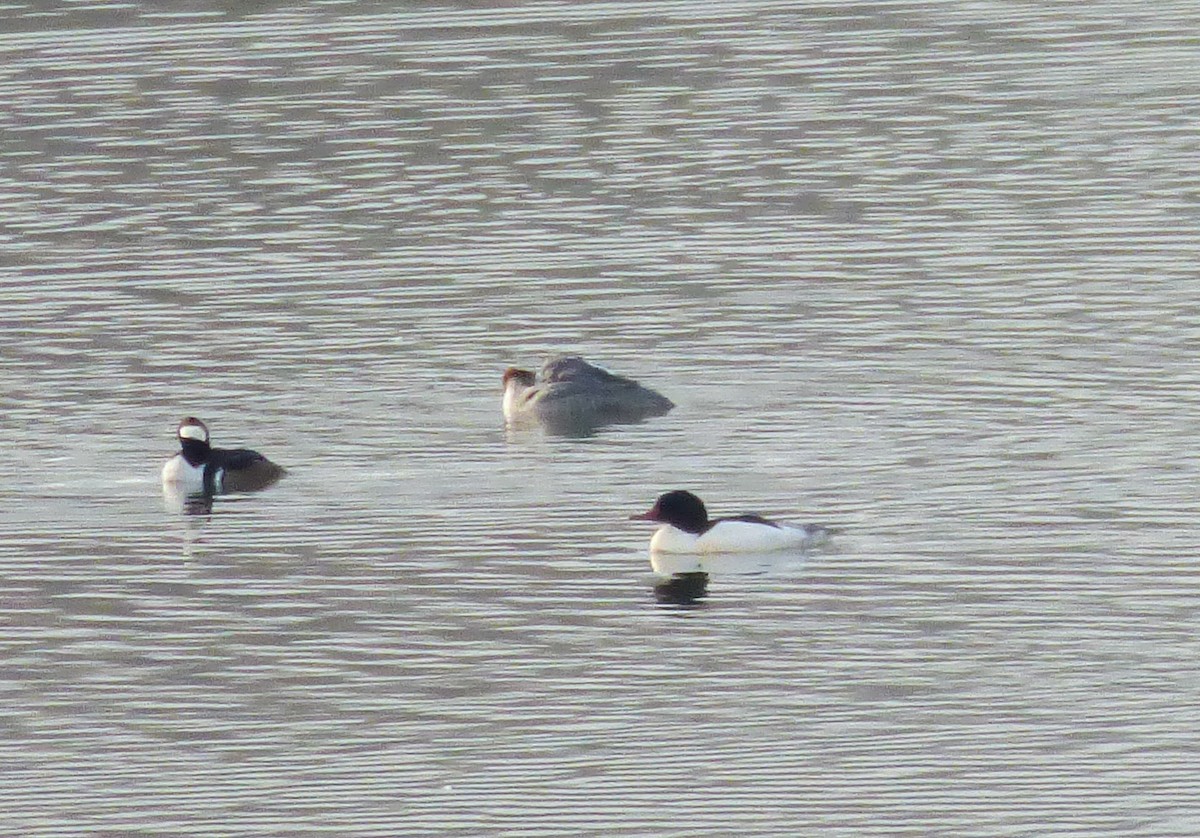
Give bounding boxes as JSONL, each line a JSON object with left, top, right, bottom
{"left": 502, "top": 355, "right": 674, "bottom": 434}
{"left": 631, "top": 490, "right": 830, "bottom": 554}
{"left": 161, "top": 417, "right": 285, "bottom": 496}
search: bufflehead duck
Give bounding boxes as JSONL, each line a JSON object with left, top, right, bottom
{"left": 502, "top": 355, "right": 674, "bottom": 434}
{"left": 161, "top": 417, "right": 285, "bottom": 496}
{"left": 631, "top": 490, "right": 830, "bottom": 554}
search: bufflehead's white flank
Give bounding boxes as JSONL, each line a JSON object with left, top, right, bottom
{"left": 161, "top": 417, "right": 285, "bottom": 496}
{"left": 631, "top": 490, "right": 830, "bottom": 554}
{"left": 502, "top": 355, "right": 674, "bottom": 434}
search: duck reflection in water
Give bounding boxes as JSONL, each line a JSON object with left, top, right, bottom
{"left": 502, "top": 355, "right": 674, "bottom": 437}
{"left": 162, "top": 483, "right": 214, "bottom": 516}
{"left": 653, "top": 571, "right": 709, "bottom": 606}
{"left": 646, "top": 537, "right": 814, "bottom": 607}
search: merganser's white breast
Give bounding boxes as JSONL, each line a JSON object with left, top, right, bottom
{"left": 502, "top": 383, "right": 522, "bottom": 420}
{"left": 649, "top": 520, "right": 825, "bottom": 554}
{"left": 502, "top": 366, "right": 538, "bottom": 422}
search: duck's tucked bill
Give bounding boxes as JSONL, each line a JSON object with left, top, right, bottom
{"left": 631, "top": 490, "right": 830, "bottom": 554}
{"left": 161, "top": 417, "right": 285, "bottom": 497}
{"left": 502, "top": 355, "right": 673, "bottom": 435}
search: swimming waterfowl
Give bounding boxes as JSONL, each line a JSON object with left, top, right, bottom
{"left": 161, "top": 417, "right": 285, "bottom": 496}
{"left": 502, "top": 355, "right": 674, "bottom": 433}
{"left": 631, "top": 490, "right": 829, "bottom": 554}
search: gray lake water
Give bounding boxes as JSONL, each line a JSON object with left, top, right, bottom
{"left": 4, "top": 1, "right": 1200, "bottom": 835}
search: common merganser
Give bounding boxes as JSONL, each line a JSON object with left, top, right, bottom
{"left": 631, "top": 490, "right": 830, "bottom": 554}
{"left": 161, "top": 417, "right": 285, "bottom": 496}
{"left": 502, "top": 355, "right": 674, "bottom": 434}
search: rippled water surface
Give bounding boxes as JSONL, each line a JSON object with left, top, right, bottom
{"left": 5, "top": 1, "right": 1200, "bottom": 835}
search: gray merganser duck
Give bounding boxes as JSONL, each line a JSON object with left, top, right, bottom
{"left": 502, "top": 355, "right": 674, "bottom": 434}
{"left": 161, "top": 417, "right": 285, "bottom": 496}
{"left": 631, "top": 490, "right": 830, "bottom": 554}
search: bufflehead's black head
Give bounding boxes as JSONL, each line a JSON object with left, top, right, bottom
{"left": 630, "top": 490, "right": 710, "bottom": 534}
{"left": 502, "top": 367, "right": 536, "bottom": 390}
{"left": 175, "top": 417, "right": 211, "bottom": 466}
{"left": 177, "top": 417, "right": 209, "bottom": 444}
